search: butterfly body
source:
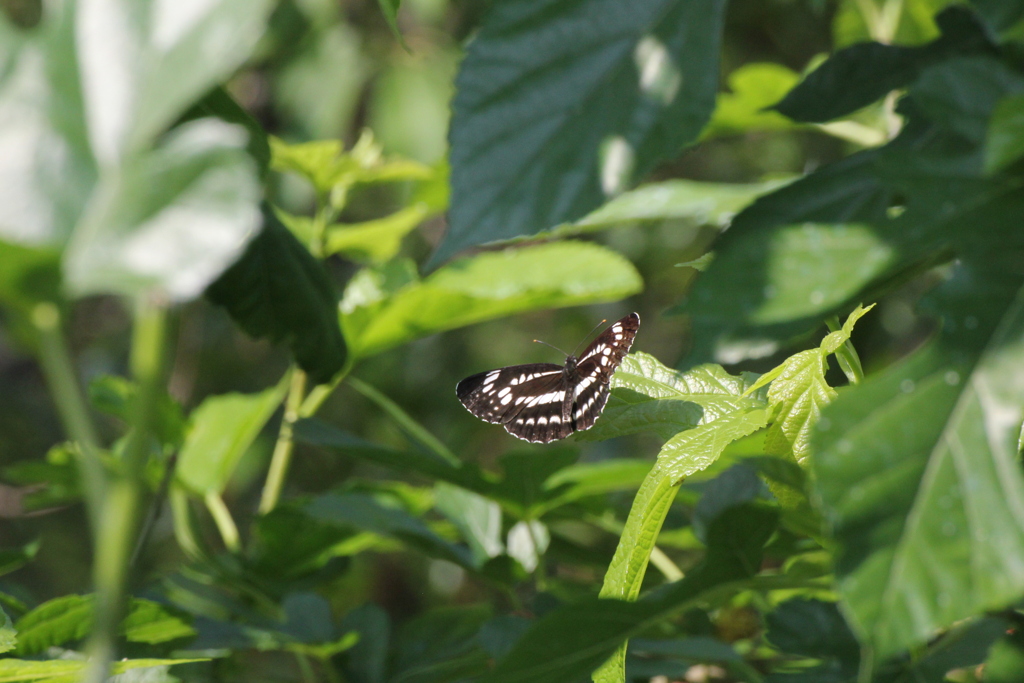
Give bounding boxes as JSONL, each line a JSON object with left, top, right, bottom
{"left": 456, "top": 313, "right": 640, "bottom": 443}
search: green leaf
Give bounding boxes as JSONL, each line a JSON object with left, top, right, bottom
{"left": 812, "top": 267, "right": 1024, "bottom": 659}
{"left": 63, "top": 118, "right": 262, "bottom": 301}
{"left": 205, "top": 208, "right": 347, "bottom": 384}
{"left": 0, "top": 542, "right": 38, "bottom": 579}
{"left": 439, "top": 0, "right": 728, "bottom": 262}
{"left": 773, "top": 6, "right": 994, "bottom": 123}
{"left": 579, "top": 353, "right": 763, "bottom": 442}
{"left": 270, "top": 133, "right": 432, "bottom": 199}
{"left": 341, "top": 242, "right": 642, "bottom": 360}
{"left": 481, "top": 504, "right": 777, "bottom": 683}
{"left": 324, "top": 204, "right": 428, "bottom": 263}
{"left": 0, "top": 657, "right": 207, "bottom": 683}
{"left": 0, "top": 241, "right": 61, "bottom": 315}
{"left": 13, "top": 594, "right": 91, "bottom": 657}
{"left": 340, "top": 604, "right": 390, "bottom": 683}
{"left": 121, "top": 599, "right": 196, "bottom": 645}
{"left": 765, "top": 599, "right": 859, "bottom": 677}
{"left": 0, "top": 606, "right": 15, "bottom": 655}
{"left": 705, "top": 63, "right": 801, "bottom": 135}
{"left": 76, "top": 0, "right": 275, "bottom": 162}
{"left": 305, "top": 492, "right": 474, "bottom": 568}
{"left": 985, "top": 93, "right": 1024, "bottom": 173}
{"left": 88, "top": 375, "right": 186, "bottom": 448}
{"left": 294, "top": 418, "right": 492, "bottom": 494}
{"left": 176, "top": 380, "right": 288, "bottom": 495}
{"left": 571, "top": 179, "right": 790, "bottom": 233}
{"left": 749, "top": 305, "right": 873, "bottom": 465}
{"left": 14, "top": 595, "right": 195, "bottom": 657}
{"left": 435, "top": 483, "right": 504, "bottom": 566}
{"left": 375, "top": 0, "right": 406, "bottom": 47}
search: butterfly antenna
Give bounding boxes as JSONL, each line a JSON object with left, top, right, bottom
{"left": 533, "top": 339, "right": 570, "bottom": 356}
{"left": 570, "top": 318, "right": 607, "bottom": 357}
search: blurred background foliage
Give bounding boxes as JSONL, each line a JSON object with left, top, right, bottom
{"left": 0, "top": 0, "right": 1000, "bottom": 680}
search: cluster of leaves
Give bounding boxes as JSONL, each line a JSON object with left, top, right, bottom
{"left": 2, "top": 0, "right": 1024, "bottom": 683}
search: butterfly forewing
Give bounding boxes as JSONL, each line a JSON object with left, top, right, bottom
{"left": 456, "top": 313, "right": 640, "bottom": 443}
{"left": 456, "top": 363, "right": 563, "bottom": 425}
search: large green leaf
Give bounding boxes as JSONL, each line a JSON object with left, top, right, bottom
{"left": 76, "top": 0, "right": 275, "bottom": 163}
{"left": 206, "top": 209, "right": 347, "bottom": 384}
{"left": 341, "top": 242, "right": 642, "bottom": 359}
{"left": 812, "top": 267, "right": 1024, "bottom": 659}
{"left": 0, "top": 657, "right": 207, "bottom": 682}
{"left": 579, "top": 353, "right": 763, "bottom": 442}
{"left": 176, "top": 381, "right": 288, "bottom": 495}
{"left": 63, "top": 118, "right": 261, "bottom": 300}
{"left": 439, "top": 0, "right": 727, "bottom": 262}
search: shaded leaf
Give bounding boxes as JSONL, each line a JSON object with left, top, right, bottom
{"left": 206, "top": 208, "right": 346, "bottom": 384}
{"left": 773, "top": 6, "right": 994, "bottom": 123}
{"left": 481, "top": 504, "right": 778, "bottom": 683}
{"left": 985, "top": 93, "right": 1024, "bottom": 172}
{"left": 812, "top": 266, "right": 1024, "bottom": 659}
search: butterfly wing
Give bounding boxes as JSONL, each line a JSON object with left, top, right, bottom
{"left": 572, "top": 313, "right": 640, "bottom": 432}
{"left": 456, "top": 363, "right": 564, "bottom": 425}
{"left": 502, "top": 374, "right": 574, "bottom": 443}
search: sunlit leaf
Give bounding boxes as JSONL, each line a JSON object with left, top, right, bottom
{"left": 325, "top": 204, "right": 429, "bottom": 263}
{"left": 342, "top": 242, "right": 642, "bottom": 359}
{"left": 64, "top": 118, "right": 262, "bottom": 301}
{"left": 176, "top": 381, "right": 288, "bottom": 496}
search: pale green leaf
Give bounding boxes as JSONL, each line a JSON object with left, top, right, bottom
{"left": 341, "top": 242, "right": 642, "bottom": 359}
{"left": 176, "top": 380, "right": 288, "bottom": 495}
{"left": 325, "top": 204, "right": 428, "bottom": 263}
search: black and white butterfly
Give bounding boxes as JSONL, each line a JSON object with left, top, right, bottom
{"left": 456, "top": 313, "right": 640, "bottom": 443}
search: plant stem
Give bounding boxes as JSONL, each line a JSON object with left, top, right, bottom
{"left": 31, "top": 303, "right": 105, "bottom": 531}
{"left": 348, "top": 376, "right": 459, "bottom": 465}
{"left": 205, "top": 491, "right": 241, "bottom": 553}
{"left": 826, "top": 316, "right": 866, "bottom": 385}
{"left": 130, "top": 451, "right": 178, "bottom": 569}
{"left": 259, "top": 368, "right": 307, "bottom": 514}
{"left": 83, "top": 297, "right": 168, "bottom": 683}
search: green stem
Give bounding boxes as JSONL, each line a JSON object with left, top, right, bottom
{"left": 259, "top": 368, "right": 307, "bottom": 514}
{"left": 205, "top": 491, "right": 241, "bottom": 553}
{"left": 296, "top": 652, "right": 317, "bottom": 683}
{"left": 130, "top": 451, "right": 178, "bottom": 569}
{"left": 31, "top": 303, "right": 105, "bottom": 531}
{"left": 348, "top": 377, "right": 459, "bottom": 465}
{"left": 300, "top": 362, "right": 352, "bottom": 419}
{"left": 826, "top": 316, "right": 866, "bottom": 385}
{"left": 169, "top": 487, "right": 204, "bottom": 561}
{"left": 83, "top": 298, "right": 168, "bottom": 683}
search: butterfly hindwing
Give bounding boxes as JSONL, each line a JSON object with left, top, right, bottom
{"left": 502, "top": 376, "right": 574, "bottom": 443}
{"left": 572, "top": 313, "right": 639, "bottom": 430}
{"left": 456, "top": 363, "right": 563, "bottom": 425}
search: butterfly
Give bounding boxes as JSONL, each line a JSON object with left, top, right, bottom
{"left": 456, "top": 313, "right": 640, "bottom": 443}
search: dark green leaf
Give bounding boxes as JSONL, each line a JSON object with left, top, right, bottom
{"left": 971, "top": 0, "right": 1024, "bottom": 33}
{"left": 0, "top": 542, "right": 38, "bottom": 579}
{"left": 294, "top": 418, "right": 492, "bottom": 494}
{"left": 691, "top": 465, "right": 765, "bottom": 544}
{"left": 340, "top": 604, "right": 390, "bottom": 683}
{"left": 390, "top": 606, "right": 492, "bottom": 683}
{"left": 480, "top": 504, "right": 777, "bottom": 683}
{"left": 89, "top": 375, "right": 186, "bottom": 448}
{"left": 305, "top": 492, "right": 474, "bottom": 568}
{"left": 982, "top": 628, "right": 1024, "bottom": 683}
{"left": 812, "top": 265, "right": 1024, "bottom": 659}
{"left": 439, "top": 0, "right": 727, "bottom": 262}
{"left": 206, "top": 208, "right": 347, "bottom": 384}
{"left": 766, "top": 599, "right": 859, "bottom": 665}
{"left": 773, "top": 6, "right": 994, "bottom": 123}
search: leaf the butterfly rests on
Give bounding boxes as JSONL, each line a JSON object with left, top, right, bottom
{"left": 456, "top": 314, "right": 640, "bottom": 443}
